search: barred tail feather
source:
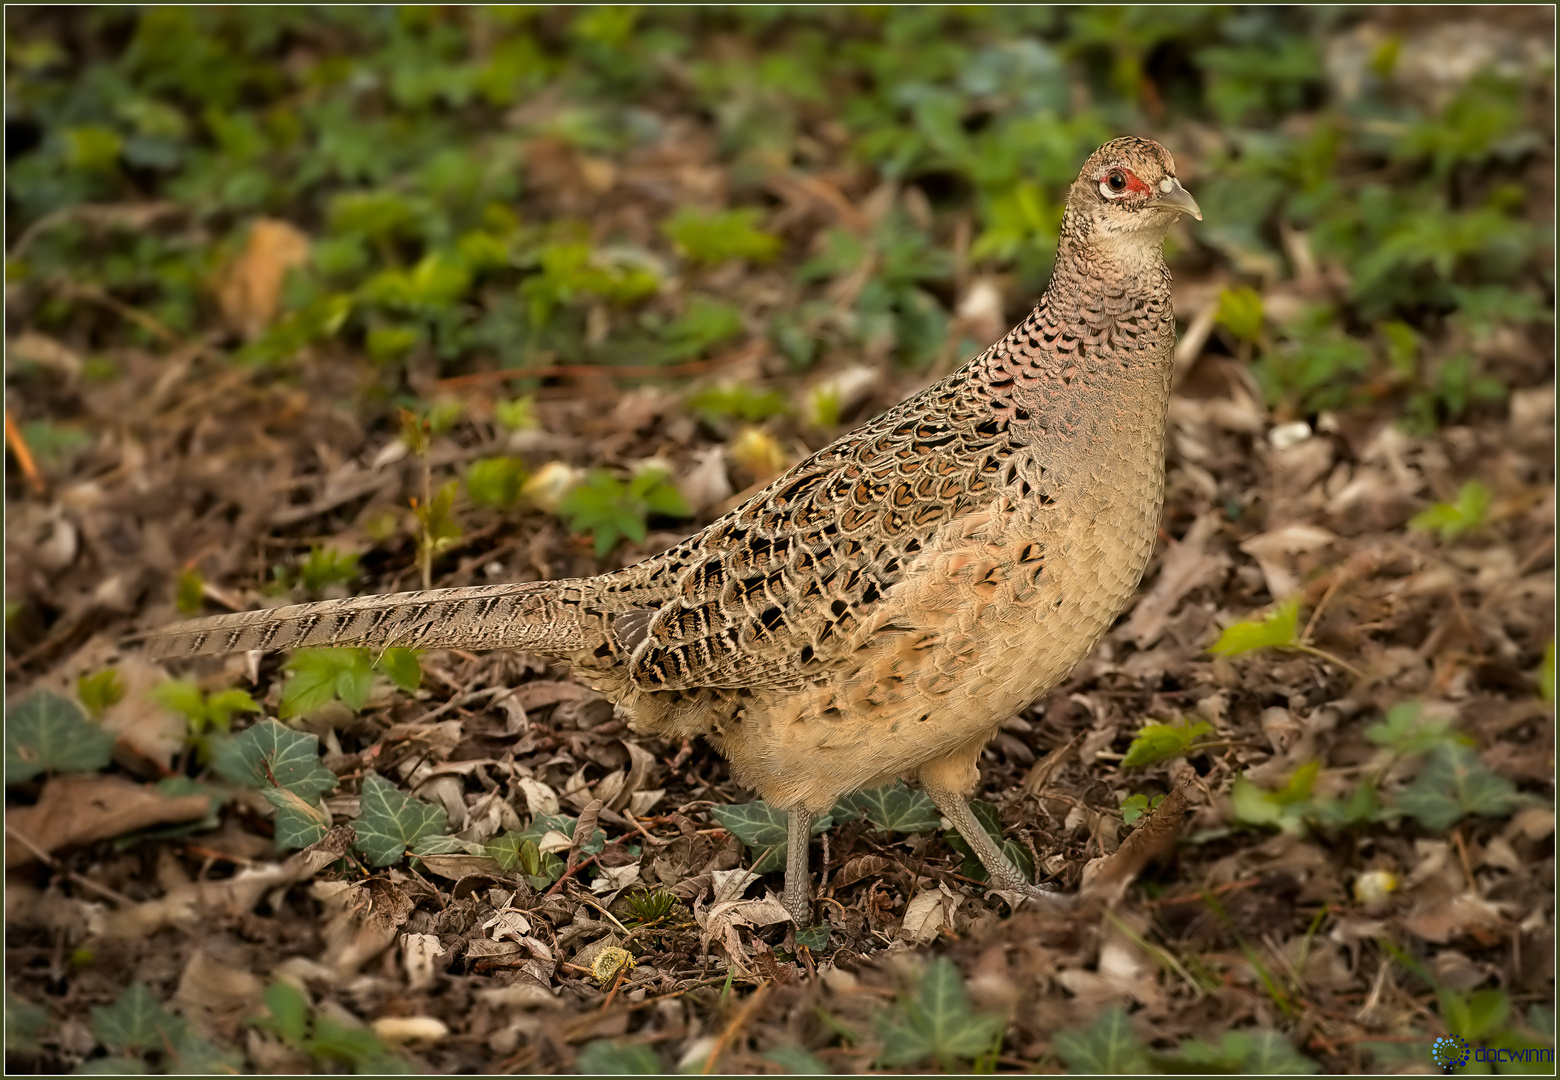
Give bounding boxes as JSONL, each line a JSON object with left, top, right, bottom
{"left": 143, "top": 580, "right": 597, "bottom": 659}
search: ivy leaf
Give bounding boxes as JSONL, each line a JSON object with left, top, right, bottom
{"left": 873, "top": 956, "right": 1005, "bottom": 1068}
{"left": 1162, "top": 1030, "right": 1318, "bottom": 1074}
{"left": 351, "top": 774, "right": 448, "bottom": 866}
{"left": 410, "top": 833, "right": 475, "bottom": 856}
{"left": 520, "top": 812, "right": 607, "bottom": 855}
{"left": 1394, "top": 743, "right": 1518, "bottom": 831}
{"left": 1122, "top": 719, "right": 1214, "bottom": 768}
{"left": 835, "top": 781, "right": 941, "bottom": 834}
{"left": 6, "top": 690, "right": 116, "bottom": 784}
{"left": 1363, "top": 701, "right": 1458, "bottom": 756}
{"left": 210, "top": 719, "right": 337, "bottom": 800}
{"left": 253, "top": 981, "right": 309, "bottom": 1047}
{"left": 306, "top": 1014, "right": 408, "bottom": 1073}
{"left": 1208, "top": 596, "right": 1300, "bottom": 656}
{"left": 89, "top": 983, "right": 186, "bottom": 1055}
{"left": 261, "top": 786, "right": 329, "bottom": 851}
{"left": 486, "top": 831, "right": 564, "bottom": 889}
{"left": 794, "top": 924, "right": 832, "bottom": 953}
{"left": 1052, "top": 1005, "right": 1147, "bottom": 1074}
{"left": 711, "top": 800, "right": 831, "bottom": 873}
{"left": 6, "top": 992, "right": 51, "bottom": 1053}
{"left": 576, "top": 1039, "right": 665, "bottom": 1074}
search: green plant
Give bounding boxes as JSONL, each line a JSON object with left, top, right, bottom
{"left": 175, "top": 566, "right": 205, "bottom": 615}
{"left": 662, "top": 206, "right": 782, "bottom": 265}
{"left": 1122, "top": 718, "right": 1215, "bottom": 768}
{"left": 1409, "top": 480, "right": 1492, "bottom": 541}
{"left": 685, "top": 382, "right": 789, "bottom": 425}
{"left": 711, "top": 799, "right": 834, "bottom": 873}
{"left": 291, "top": 546, "right": 361, "bottom": 594}
{"left": 576, "top": 1039, "right": 664, "bottom": 1074}
{"left": 1120, "top": 792, "right": 1165, "bottom": 825}
{"left": 624, "top": 888, "right": 679, "bottom": 926}
{"left": 465, "top": 456, "right": 529, "bottom": 510}
{"left": 5, "top": 690, "right": 116, "bottom": 784}
{"left": 212, "top": 719, "right": 339, "bottom": 850}
{"left": 1209, "top": 595, "right": 1362, "bottom": 678}
{"left": 872, "top": 956, "right": 1005, "bottom": 1069}
{"left": 151, "top": 679, "right": 261, "bottom": 761}
{"left": 493, "top": 394, "right": 538, "bottom": 431}
{"left": 352, "top": 773, "right": 449, "bottom": 866}
{"left": 278, "top": 647, "right": 421, "bottom": 719}
{"left": 83, "top": 982, "right": 241, "bottom": 1074}
{"left": 77, "top": 668, "right": 126, "bottom": 719}
{"left": 252, "top": 980, "right": 408, "bottom": 1073}
{"left": 557, "top": 465, "right": 692, "bottom": 557}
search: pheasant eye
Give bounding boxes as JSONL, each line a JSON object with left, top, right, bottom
{"left": 1099, "top": 169, "right": 1132, "bottom": 198}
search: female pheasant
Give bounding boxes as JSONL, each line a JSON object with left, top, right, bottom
{"left": 148, "top": 137, "right": 1200, "bottom": 925}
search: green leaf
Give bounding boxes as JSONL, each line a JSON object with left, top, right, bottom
{"left": 662, "top": 206, "right": 781, "bottom": 266}
{"left": 1363, "top": 702, "right": 1458, "bottom": 756}
{"left": 493, "top": 395, "right": 537, "bottom": 431}
{"left": 77, "top": 669, "right": 126, "bottom": 719}
{"left": 351, "top": 774, "right": 448, "bottom": 867}
{"left": 466, "top": 456, "right": 529, "bottom": 510}
{"left": 835, "top": 781, "right": 942, "bottom": 834}
{"left": 711, "top": 800, "right": 830, "bottom": 874}
{"left": 576, "top": 1039, "right": 665, "bottom": 1074}
{"left": 211, "top": 720, "right": 337, "bottom": 799}
{"left": 176, "top": 567, "right": 205, "bottom": 616}
{"left": 1120, "top": 793, "right": 1165, "bottom": 826}
{"left": 6, "top": 690, "right": 116, "bottom": 783}
{"left": 1440, "top": 987, "right": 1511, "bottom": 1043}
{"left": 280, "top": 648, "right": 375, "bottom": 717}
{"left": 1162, "top": 1029, "right": 1318, "bottom": 1074}
{"left": 1208, "top": 596, "right": 1301, "bottom": 656}
{"left": 1409, "top": 480, "right": 1492, "bottom": 541}
{"left": 89, "top": 983, "right": 185, "bottom": 1055}
{"left": 254, "top": 981, "right": 309, "bottom": 1047}
{"left": 306, "top": 1014, "right": 407, "bottom": 1072}
{"left": 765, "top": 1044, "right": 831, "bottom": 1074}
{"left": 6, "top": 992, "right": 50, "bottom": 1053}
{"left": 262, "top": 786, "right": 329, "bottom": 851}
{"left": 1052, "top": 1005, "right": 1147, "bottom": 1074}
{"left": 685, "top": 383, "right": 789, "bottom": 425}
{"left": 1122, "top": 718, "right": 1213, "bottom": 768}
{"left": 1231, "top": 761, "right": 1320, "bottom": 833}
{"left": 486, "top": 831, "right": 564, "bottom": 888}
{"left": 295, "top": 546, "right": 361, "bottom": 593}
{"left": 794, "top": 924, "right": 833, "bottom": 953}
{"left": 1216, "top": 285, "right": 1265, "bottom": 343}
{"left": 1394, "top": 743, "right": 1518, "bottom": 831}
{"left": 150, "top": 679, "right": 206, "bottom": 723}
{"left": 873, "top": 956, "right": 1005, "bottom": 1068}
{"left": 374, "top": 648, "right": 422, "bottom": 694}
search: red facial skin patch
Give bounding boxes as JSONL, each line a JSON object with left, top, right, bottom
{"left": 1100, "top": 168, "right": 1153, "bottom": 196}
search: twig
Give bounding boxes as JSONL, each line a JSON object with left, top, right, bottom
{"left": 59, "top": 282, "right": 181, "bottom": 346}
{"left": 5, "top": 823, "right": 136, "bottom": 907}
{"left": 3, "top": 407, "right": 46, "bottom": 495}
{"left": 702, "top": 982, "right": 769, "bottom": 1074}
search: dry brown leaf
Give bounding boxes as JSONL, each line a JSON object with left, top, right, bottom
{"left": 1124, "top": 512, "right": 1231, "bottom": 647}
{"left": 5, "top": 773, "right": 212, "bottom": 868}
{"left": 215, "top": 219, "right": 311, "bottom": 339}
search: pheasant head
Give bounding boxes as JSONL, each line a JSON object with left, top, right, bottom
{"left": 1065, "top": 136, "right": 1201, "bottom": 247}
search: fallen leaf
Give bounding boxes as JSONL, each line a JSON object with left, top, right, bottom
{"left": 1124, "top": 512, "right": 1230, "bottom": 647}
{"left": 5, "top": 773, "right": 212, "bottom": 868}
{"left": 899, "top": 884, "right": 960, "bottom": 944}
{"left": 1238, "top": 524, "right": 1337, "bottom": 601}
{"left": 215, "top": 219, "right": 311, "bottom": 340}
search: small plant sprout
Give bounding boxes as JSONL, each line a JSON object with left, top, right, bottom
{"left": 1208, "top": 595, "right": 1364, "bottom": 679}
{"left": 1408, "top": 479, "right": 1492, "bottom": 541}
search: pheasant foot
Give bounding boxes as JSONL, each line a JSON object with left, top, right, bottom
{"left": 924, "top": 783, "right": 1066, "bottom": 901}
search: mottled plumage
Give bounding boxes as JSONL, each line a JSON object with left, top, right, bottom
{"left": 147, "top": 137, "right": 1200, "bottom": 924}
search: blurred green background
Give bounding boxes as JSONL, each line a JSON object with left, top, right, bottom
{"left": 5, "top": 6, "right": 1554, "bottom": 430}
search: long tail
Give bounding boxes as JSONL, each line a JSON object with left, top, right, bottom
{"left": 142, "top": 580, "right": 603, "bottom": 659}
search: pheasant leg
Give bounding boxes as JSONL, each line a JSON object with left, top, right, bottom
{"left": 924, "top": 784, "right": 1065, "bottom": 903}
{"left": 783, "top": 807, "right": 816, "bottom": 927}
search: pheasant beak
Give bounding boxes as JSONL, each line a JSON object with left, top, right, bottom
{"left": 1156, "top": 177, "right": 1202, "bottom": 221}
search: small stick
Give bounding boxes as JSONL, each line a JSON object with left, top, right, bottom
{"left": 702, "top": 982, "right": 769, "bottom": 1074}
{"left": 4, "top": 408, "right": 45, "bottom": 495}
